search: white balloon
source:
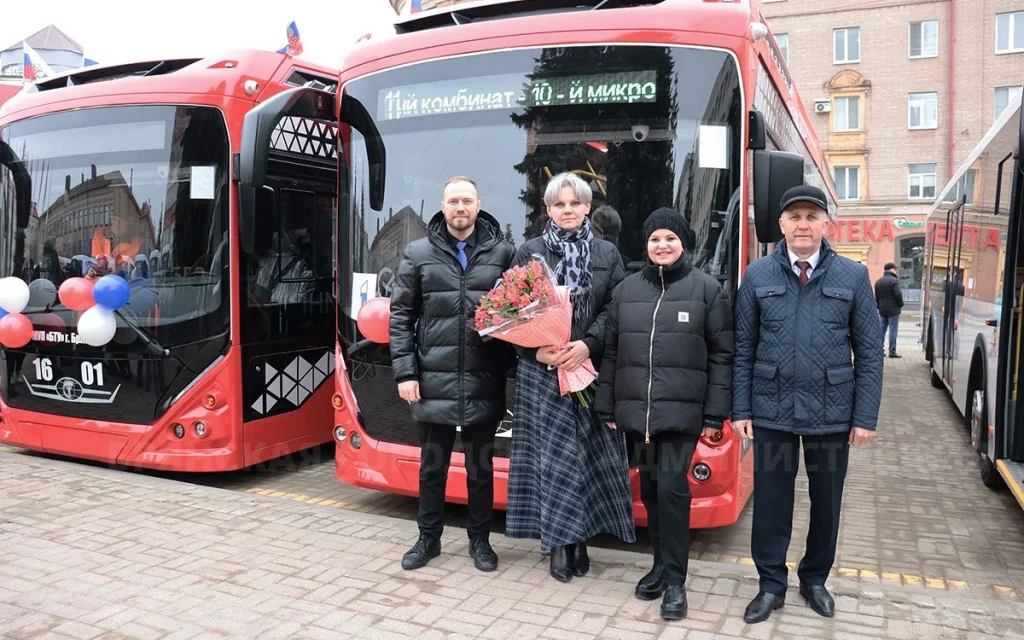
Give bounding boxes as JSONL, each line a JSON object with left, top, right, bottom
{"left": 28, "top": 278, "right": 58, "bottom": 309}
{"left": 0, "top": 277, "right": 30, "bottom": 314}
{"left": 78, "top": 306, "right": 117, "bottom": 347}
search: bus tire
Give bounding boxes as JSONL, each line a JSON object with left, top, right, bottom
{"left": 969, "top": 379, "right": 1003, "bottom": 490}
{"left": 925, "top": 326, "right": 934, "bottom": 363}
{"left": 981, "top": 457, "right": 1001, "bottom": 489}
{"left": 930, "top": 366, "right": 943, "bottom": 388}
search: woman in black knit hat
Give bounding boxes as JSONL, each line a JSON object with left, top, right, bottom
{"left": 595, "top": 207, "right": 734, "bottom": 621}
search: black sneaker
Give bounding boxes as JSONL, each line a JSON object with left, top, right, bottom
{"left": 469, "top": 536, "right": 498, "bottom": 572}
{"left": 401, "top": 534, "right": 441, "bottom": 570}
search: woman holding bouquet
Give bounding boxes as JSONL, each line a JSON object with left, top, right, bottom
{"left": 595, "top": 208, "right": 734, "bottom": 621}
{"left": 505, "top": 172, "right": 635, "bottom": 582}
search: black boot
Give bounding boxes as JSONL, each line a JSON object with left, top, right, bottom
{"left": 660, "top": 584, "right": 687, "bottom": 620}
{"left": 549, "top": 545, "right": 572, "bottom": 582}
{"left": 572, "top": 543, "right": 590, "bottom": 577}
{"left": 634, "top": 562, "right": 666, "bottom": 600}
{"left": 401, "top": 534, "right": 441, "bottom": 570}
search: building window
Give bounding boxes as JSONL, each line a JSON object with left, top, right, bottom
{"left": 909, "top": 164, "right": 937, "bottom": 200}
{"left": 996, "top": 11, "right": 1024, "bottom": 53}
{"left": 908, "top": 92, "right": 938, "bottom": 129}
{"left": 834, "top": 27, "right": 861, "bottom": 63}
{"left": 909, "top": 20, "right": 939, "bottom": 58}
{"left": 945, "top": 169, "right": 977, "bottom": 205}
{"left": 995, "top": 85, "right": 1023, "bottom": 120}
{"left": 775, "top": 33, "right": 789, "bottom": 63}
{"left": 834, "top": 96, "right": 860, "bottom": 131}
{"left": 834, "top": 166, "right": 860, "bottom": 201}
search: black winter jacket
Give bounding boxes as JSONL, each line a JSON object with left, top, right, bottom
{"left": 389, "top": 211, "right": 515, "bottom": 426}
{"left": 511, "top": 236, "right": 625, "bottom": 368}
{"left": 595, "top": 259, "right": 734, "bottom": 441}
{"left": 874, "top": 271, "right": 904, "bottom": 317}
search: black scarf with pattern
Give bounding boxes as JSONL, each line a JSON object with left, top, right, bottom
{"left": 542, "top": 217, "right": 593, "bottom": 324}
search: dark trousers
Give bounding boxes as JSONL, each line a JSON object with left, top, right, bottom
{"left": 880, "top": 314, "right": 899, "bottom": 354}
{"left": 751, "top": 427, "right": 850, "bottom": 595}
{"left": 637, "top": 432, "right": 699, "bottom": 586}
{"left": 418, "top": 421, "right": 498, "bottom": 541}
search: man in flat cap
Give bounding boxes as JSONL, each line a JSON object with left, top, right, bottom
{"left": 731, "top": 185, "right": 883, "bottom": 624}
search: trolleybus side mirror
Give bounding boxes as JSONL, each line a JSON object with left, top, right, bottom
{"left": 753, "top": 149, "right": 804, "bottom": 245}
{"left": 340, "top": 92, "right": 386, "bottom": 212}
{"left": 0, "top": 140, "right": 32, "bottom": 229}
{"left": 748, "top": 109, "right": 767, "bottom": 151}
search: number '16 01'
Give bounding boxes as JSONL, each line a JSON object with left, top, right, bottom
{"left": 32, "top": 358, "right": 104, "bottom": 386}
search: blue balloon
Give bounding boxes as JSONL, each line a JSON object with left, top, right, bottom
{"left": 0, "top": 306, "right": 6, "bottom": 320}
{"left": 92, "top": 275, "right": 131, "bottom": 311}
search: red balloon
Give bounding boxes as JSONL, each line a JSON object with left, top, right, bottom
{"left": 357, "top": 297, "right": 391, "bottom": 344}
{"left": 0, "top": 312, "right": 33, "bottom": 348}
{"left": 59, "top": 277, "right": 95, "bottom": 311}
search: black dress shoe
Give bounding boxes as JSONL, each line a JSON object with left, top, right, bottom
{"left": 889, "top": 353, "right": 902, "bottom": 358}
{"left": 660, "top": 584, "right": 687, "bottom": 620}
{"left": 743, "top": 592, "right": 785, "bottom": 623}
{"left": 572, "top": 543, "right": 590, "bottom": 577}
{"left": 799, "top": 583, "right": 835, "bottom": 617}
{"left": 469, "top": 536, "right": 498, "bottom": 572}
{"left": 634, "top": 563, "right": 666, "bottom": 600}
{"left": 549, "top": 545, "right": 573, "bottom": 582}
{"left": 401, "top": 534, "right": 440, "bottom": 570}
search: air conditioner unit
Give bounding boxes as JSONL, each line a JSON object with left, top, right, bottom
{"left": 814, "top": 100, "right": 831, "bottom": 114}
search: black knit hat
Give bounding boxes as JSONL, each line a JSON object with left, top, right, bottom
{"left": 643, "top": 207, "right": 689, "bottom": 244}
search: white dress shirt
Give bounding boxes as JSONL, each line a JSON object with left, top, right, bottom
{"left": 788, "top": 248, "right": 821, "bottom": 280}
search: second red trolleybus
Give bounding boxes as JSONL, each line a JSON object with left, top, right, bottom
{"left": 302, "top": 0, "right": 835, "bottom": 528}
{"left": 0, "top": 51, "right": 342, "bottom": 471}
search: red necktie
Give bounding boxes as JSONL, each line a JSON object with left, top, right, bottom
{"left": 796, "top": 260, "right": 811, "bottom": 286}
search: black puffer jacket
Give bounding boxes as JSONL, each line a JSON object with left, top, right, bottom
{"left": 389, "top": 211, "right": 515, "bottom": 426}
{"left": 511, "top": 236, "right": 625, "bottom": 368}
{"left": 595, "top": 258, "right": 734, "bottom": 441}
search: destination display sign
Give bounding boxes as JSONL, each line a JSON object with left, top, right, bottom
{"left": 377, "top": 70, "right": 658, "bottom": 121}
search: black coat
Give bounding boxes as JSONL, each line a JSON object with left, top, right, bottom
{"left": 874, "top": 271, "right": 904, "bottom": 317}
{"left": 595, "top": 259, "right": 734, "bottom": 440}
{"left": 389, "top": 211, "right": 515, "bottom": 426}
{"left": 511, "top": 236, "right": 625, "bottom": 368}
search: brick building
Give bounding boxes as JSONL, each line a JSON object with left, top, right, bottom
{"left": 389, "top": 0, "right": 1023, "bottom": 302}
{"left": 761, "top": 0, "right": 1022, "bottom": 304}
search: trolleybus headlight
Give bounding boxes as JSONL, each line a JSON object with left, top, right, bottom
{"left": 194, "top": 422, "right": 208, "bottom": 438}
{"left": 350, "top": 432, "right": 362, "bottom": 449}
{"left": 692, "top": 463, "right": 712, "bottom": 482}
{"left": 334, "top": 426, "right": 347, "bottom": 442}
{"left": 173, "top": 424, "right": 185, "bottom": 439}
{"left": 332, "top": 394, "right": 344, "bottom": 409}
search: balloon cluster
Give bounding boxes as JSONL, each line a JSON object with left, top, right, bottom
{"left": 58, "top": 275, "right": 131, "bottom": 346}
{"left": 0, "top": 277, "right": 33, "bottom": 348}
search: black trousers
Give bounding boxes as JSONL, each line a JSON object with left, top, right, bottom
{"left": 751, "top": 427, "right": 850, "bottom": 596}
{"left": 637, "top": 432, "right": 699, "bottom": 586}
{"left": 418, "top": 421, "right": 498, "bottom": 541}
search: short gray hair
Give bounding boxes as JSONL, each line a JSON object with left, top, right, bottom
{"left": 543, "top": 172, "right": 593, "bottom": 206}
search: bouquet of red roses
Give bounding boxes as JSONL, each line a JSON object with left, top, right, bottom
{"left": 473, "top": 257, "right": 597, "bottom": 406}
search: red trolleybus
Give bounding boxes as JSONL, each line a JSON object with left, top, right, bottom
{"left": 920, "top": 92, "right": 1024, "bottom": 506}
{"left": 0, "top": 51, "right": 343, "bottom": 472}
{"left": 328, "top": 0, "right": 837, "bottom": 528}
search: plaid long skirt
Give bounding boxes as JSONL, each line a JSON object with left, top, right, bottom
{"left": 505, "top": 357, "right": 636, "bottom": 550}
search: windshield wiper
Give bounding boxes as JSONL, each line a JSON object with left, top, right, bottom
{"left": 112, "top": 309, "right": 176, "bottom": 360}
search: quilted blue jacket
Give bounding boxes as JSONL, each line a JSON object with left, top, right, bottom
{"left": 732, "top": 240, "right": 883, "bottom": 435}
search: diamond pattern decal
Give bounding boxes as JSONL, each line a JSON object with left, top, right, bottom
{"left": 252, "top": 350, "right": 335, "bottom": 415}
{"left": 270, "top": 117, "right": 338, "bottom": 159}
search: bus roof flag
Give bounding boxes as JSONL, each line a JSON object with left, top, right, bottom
{"left": 410, "top": 0, "right": 422, "bottom": 12}
{"left": 22, "top": 42, "right": 55, "bottom": 81}
{"left": 276, "top": 21, "right": 304, "bottom": 57}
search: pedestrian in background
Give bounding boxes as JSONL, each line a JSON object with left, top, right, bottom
{"left": 389, "top": 176, "right": 514, "bottom": 573}
{"left": 731, "top": 185, "right": 883, "bottom": 624}
{"left": 595, "top": 207, "right": 733, "bottom": 621}
{"left": 874, "top": 261, "right": 904, "bottom": 358}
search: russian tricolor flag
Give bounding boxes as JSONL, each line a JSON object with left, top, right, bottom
{"left": 410, "top": 0, "right": 422, "bottom": 12}
{"left": 22, "top": 42, "right": 54, "bottom": 81}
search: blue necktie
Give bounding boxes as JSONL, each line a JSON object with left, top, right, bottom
{"left": 456, "top": 241, "right": 468, "bottom": 270}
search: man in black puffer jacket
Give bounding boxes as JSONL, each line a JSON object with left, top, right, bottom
{"left": 389, "top": 176, "right": 514, "bottom": 573}
{"left": 595, "top": 207, "right": 733, "bottom": 620}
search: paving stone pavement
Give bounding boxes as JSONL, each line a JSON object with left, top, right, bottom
{"left": 3, "top": 446, "right": 1024, "bottom": 640}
